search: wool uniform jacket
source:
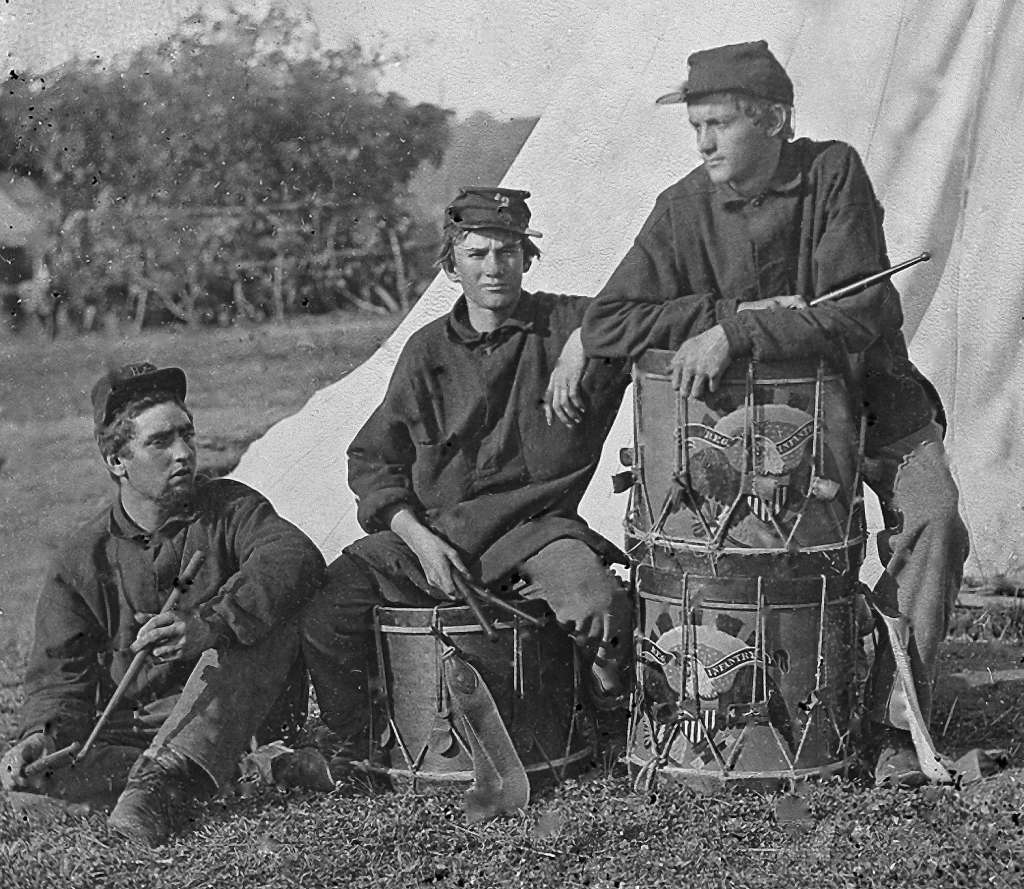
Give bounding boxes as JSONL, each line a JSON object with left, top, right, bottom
{"left": 582, "top": 137, "right": 941, "bottom": 449}
{"left": 17, "top": 476, "right": 325, "bottom": 747}
{"left": 348, "top": 290, "right": 630, "bottom": 584}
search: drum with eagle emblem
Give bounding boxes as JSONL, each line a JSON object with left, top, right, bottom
{"left": 624, "top": 351, "right": 863, "bottom": 788}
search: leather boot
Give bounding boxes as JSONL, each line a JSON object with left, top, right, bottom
{"left": 107, "top": 746, "right": 194, "bottom": 846}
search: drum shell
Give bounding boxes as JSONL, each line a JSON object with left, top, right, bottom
{"left": 628, "top": 566, "right": 858, "bottom": 788}
{"left": 372, "top": 600, "right": 591, "bottom": 784}
{"left": 626, "top": 352, "right": 865, "bottom": 574}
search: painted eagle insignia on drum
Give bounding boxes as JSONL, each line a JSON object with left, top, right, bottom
{"left": 685, "top": 403, "right": 815, "bottom": 523}
{"left": 639, "top": 625, "right": 764, "bottom": 700}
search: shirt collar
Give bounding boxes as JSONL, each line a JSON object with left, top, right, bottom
{"left": 447, "top": 290, "right": 536, "bottom": 345}
{"left": 109, "top": 490, "right": 199, "bottom": 546}
{"left": 717, "top": 140, "right": 804, "bottom": 209}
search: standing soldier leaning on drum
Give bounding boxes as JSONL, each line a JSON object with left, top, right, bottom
{"left": 302, "top": 187, "right": 633, "bottom": 764}
{"left": 581, "top": 41, "right": 969, "bottom": 787}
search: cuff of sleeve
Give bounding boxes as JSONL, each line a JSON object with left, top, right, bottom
{"left": 714, "top": 298, "right": 740, "bottom": 322}
{"left": 380, "top": 502, "right": 415, "bottom": 531}
{"left": 357, "top": 492, "right": 418, "bottom": 534}
{"left": 19, "top": 725, "right": 50, "bottom": 742}
{"left": 199, "top": 609, "right": 237, "bottom": 650}
{"left": 718, "top": 315, "right": 754, "bottom": 357}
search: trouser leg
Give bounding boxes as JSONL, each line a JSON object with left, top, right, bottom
{"left": 864, "top": 426, "right": 970, "bottom": 729}
{"left": 7, "top": 628, "right": 305, "bottom": 805}
{"left": 149, "top": 621, "right": 303, "bottom": 788}
{"left": 517, "top": 538, "right": 632, "bottom": 670}
{"left": 256, "top": 654, "right": 310, "bottom": 747}
{"left": 300, "top": 534, "right": 438, "bottom": 739}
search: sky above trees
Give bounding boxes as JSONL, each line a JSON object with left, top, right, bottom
{"left": 3, "top": 0, "right": 618, "bottom": 117}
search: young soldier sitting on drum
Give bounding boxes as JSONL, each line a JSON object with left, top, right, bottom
{"left": 0, "top": 364, "right": 325, "bottom": 845}
{"left": 581, "top": 41, "right": 969, "bottom": 787}
{"left": 302, "top": 187, "right": 632, "bottom": 765}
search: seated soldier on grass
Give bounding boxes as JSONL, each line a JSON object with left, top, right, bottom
{"left": 1, "top": 363, "right": 325, "bottom": 845}
{"left": 302, "top": 187, "right": 633, "bottom": 760}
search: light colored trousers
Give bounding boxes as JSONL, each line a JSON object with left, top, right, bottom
{"left": 863, "top": 421, "right": 970, "bottom": 729}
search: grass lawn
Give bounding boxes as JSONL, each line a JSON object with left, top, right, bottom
{"left": 2, "top": 316, "right": 1024, "bottom": 887}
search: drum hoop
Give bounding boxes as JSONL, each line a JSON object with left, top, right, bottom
{"left": 362, "top": 746, "right": 594, "bottom": 782}
{"left": 625, "top": 754, "right": 854, "bottom": 783}
{"left": 637, "top": 594, "right": 848, "bottom": 611}
{"left": 637, "top": 370, "right": 844, "bottom": 386}
{"left": 376, "top": 620, "right": 526, "bottom": 635}
{"left": 631, "top": 529, "right": 867, "bottom": 553}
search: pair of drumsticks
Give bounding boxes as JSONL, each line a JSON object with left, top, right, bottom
{"left": 24, "top": 550, "right": 207, "bottom": 778}
{"left": 450, "top": 572, "right": 543, "bottom": 641}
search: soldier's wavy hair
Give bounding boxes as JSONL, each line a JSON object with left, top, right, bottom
{"left": 435, "top": 227, "right": 542, "bottom": 274}
{"left": 733, "top": 92, "right": 794, "bottom": 139}
{"left": 708, "top": 91, "right": 794, "bottom": 141}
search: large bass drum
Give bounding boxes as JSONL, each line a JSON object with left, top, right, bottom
{"left": 625, "top": 351, "right": 865, "bottom": 789}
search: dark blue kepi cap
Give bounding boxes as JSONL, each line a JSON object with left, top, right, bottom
{"left": 657, "top": 40, "right": 794, "bottom": 106}
{"left": 91, "top": 362, "right": 187, "bottom": 434}
{"left": 444, "top": 187, "right": 542, "bottom": 238}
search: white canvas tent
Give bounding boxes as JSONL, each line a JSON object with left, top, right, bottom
{"left": 234, "top": 0, "right": 1024, "bottom": 578}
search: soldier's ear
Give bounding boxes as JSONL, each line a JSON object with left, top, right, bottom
{"left": 443, "top": 264, "right": 461, "bottom": 285}
{"left": 104, "top": 450, "right": 128, "bottom": 479}
{"left": 765, "top": 104, "right": 787, "bottom": 138}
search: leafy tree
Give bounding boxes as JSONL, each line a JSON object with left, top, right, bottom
{"left": 0, "top": 4, "right": 452, "bottom": 329}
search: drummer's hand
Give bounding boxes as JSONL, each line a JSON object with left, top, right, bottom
{"left": 132, "top": 610, "right": 219, "bottom": 661}
{"left": 737, "top": 294, "right": 808, "bottom": 312}
{"left": 569, "top": 611, "right": 612, "bottom": 646}
{"left": 1, "top": 732, "right": 54, "bottom": 791}
{"left": 391, "top": 509, "right": 467, "bottom": 600}
{"left": 544, "top": 328, "right": 587, "bottom": 427}
{"left": 670, "top": 325, "right": 732, "bottom": 397}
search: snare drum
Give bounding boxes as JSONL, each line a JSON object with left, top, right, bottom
{"left": 628, "top": 568, "right": 858, "bottom": 789}
{"left": 368, "top": 599, "right": 592, "bottom": 786}
{"left": 625, "top": 352, "right": 865, "bottom": 576}
{"left": 625, "top": 353, "right": 864, "bottom": 788}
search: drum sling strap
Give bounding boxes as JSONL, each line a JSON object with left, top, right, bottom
{"left": 866, "top": 593, "right": 953, "bottom": 784}
{"left": 441, "top": 646, "right": 530, "bottom": 821}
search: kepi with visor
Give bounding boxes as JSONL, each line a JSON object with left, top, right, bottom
{"left": 656, "top": 40, "right": 794, "bottom": 106}
{"left": 92, "top": 362, "right": 187, "bottom": 435}
{"left": 444, "top": 187, "right": 542, "bottom": 238}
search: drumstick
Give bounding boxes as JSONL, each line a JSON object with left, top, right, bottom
{"left": 22, "top": 741, "right": 80, "bottom": 778}
{"left": 808, "top": 252, "right": 930, "bottom": 306}
{"left": 76, "top": 550, "right": 207, "bottom": 761}
{"left": 451, "top": 572, "right": 498, "bottom": 641}
{"left": 464, "top": 584, "right": 545, "bottom": 628}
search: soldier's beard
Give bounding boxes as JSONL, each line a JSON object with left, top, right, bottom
{"left": 156, "top": 481, "right": 195, "bottom": 517}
